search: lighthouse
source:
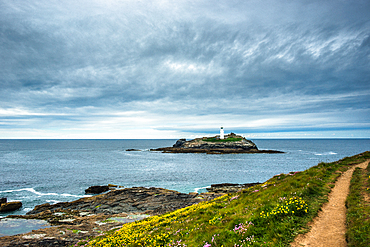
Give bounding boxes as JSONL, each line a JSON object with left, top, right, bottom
{"left": 220, "top": 127, "right": 224, "bottom": 139}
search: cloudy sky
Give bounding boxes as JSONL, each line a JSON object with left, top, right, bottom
{"left": 1, "top": 0, "right": 369, "bottom": 139}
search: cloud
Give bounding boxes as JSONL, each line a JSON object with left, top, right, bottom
{"left": 0, "top": 0, "right": 369, "bottom": 138}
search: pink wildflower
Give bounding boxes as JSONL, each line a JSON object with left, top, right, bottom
{"left": 230, "top": 195, "right": 239, "bottom": 201}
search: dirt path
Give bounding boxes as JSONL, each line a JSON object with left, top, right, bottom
{"left": 291, "top": 160, "right": 369, "bottom": 247}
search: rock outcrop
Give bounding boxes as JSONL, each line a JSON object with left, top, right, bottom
{"left": 173, "top": 138, "right": 187, "bottom": 147}
{"left": 0, "top": 201, "right": 22, "bottom": 212}
{"left": 0, "top": 198, "right": 7, "bottom": 204}
{"left": 26, "top": 187, "right": 222, "bottom": 217}
{"left": 85, "top": 185, "right": 110, "bottom": 194}
{"left": 0, "top": 184, "right": 259, "bottom": 246}
{"left": 0, "top": 187, "right": 224, "bottom": 246}
{"left": 206, "top": 182, "right": 261, "bottom": 193}
{"left": 151, "top": 133, "right": 283, "bottom": 154}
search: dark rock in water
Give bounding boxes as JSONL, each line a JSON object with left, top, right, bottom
{"left": 0, "top": 197, "right": 7, "bottom": 205}
{"left": 85, "top": 186, "right": 109, "bottom": 194}
{"left": 207, "top": 182, "right": 261, "bottom": 193}
{"left": 0, "top": 201, "right": 22, "bottom": 212}
{"left": 126, "top": 149, "right": 141, "bottom": 151}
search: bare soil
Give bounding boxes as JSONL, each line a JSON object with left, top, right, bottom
{"left": 291, "top": 160, "right": 370, "bottom": 247}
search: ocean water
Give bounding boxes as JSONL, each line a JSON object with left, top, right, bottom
{"left": 1, "top": 139, "right": 369, "bottom": 218}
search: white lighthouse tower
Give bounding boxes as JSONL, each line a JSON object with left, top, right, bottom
{"left": 220, "top": 127, "right": 224, "bottom": 139}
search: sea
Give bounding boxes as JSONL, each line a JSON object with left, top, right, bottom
{"left": 1, "top": 139, "right": 369, "bottom": 218}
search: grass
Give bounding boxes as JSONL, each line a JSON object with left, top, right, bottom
{"left": 79, "top": 151, "right": 370, "bottom": 247}
{"left": 346, "top": 159, "right": 370, "bottom": 247}
{"left": 203, "top": 137, "right": 242, "bottom": 143}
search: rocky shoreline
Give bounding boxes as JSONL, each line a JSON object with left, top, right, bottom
{"left": 0, "top": 134, "right": 281, "bottom": 246}
{"left": 151, "top": 133, "right": 283, "bottom": 154}
{"left": 0, "top": 183, "right": 257, "bottom": 247}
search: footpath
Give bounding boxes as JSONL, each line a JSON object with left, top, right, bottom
{"left": 291, "top": 160, "right": 369, "bottom": 247}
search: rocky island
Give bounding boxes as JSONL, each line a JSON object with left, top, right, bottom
{"left": 151, "top": 132, "right": 283, "bottom": 154}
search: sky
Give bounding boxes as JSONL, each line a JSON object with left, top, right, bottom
{"left": 0, "top": 0, "right": 369, "bottom": 139}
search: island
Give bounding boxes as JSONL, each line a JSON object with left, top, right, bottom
{"left": 151, "top": 132, "right": 283, "bottom": 154}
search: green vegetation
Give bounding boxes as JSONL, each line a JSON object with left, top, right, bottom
{"left": 68, "top": 229, "right": 83, "bottom": 234}
{"left": 346, "top": 160, "right": 370, "bottom": 247}
{"left": 82, "top": 152, "right": 370, "bottom": 247}
{"left": 203, "top": 137, "right": 242, "bottom": 142}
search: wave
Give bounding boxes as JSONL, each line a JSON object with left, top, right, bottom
{"left": 0, "top": 188, "right": 90, "bottom": 198}
{"left": 194, "top": 186, "right": 211, "bottom": 193}
{"left": 46, "top": 200, "right": 60, "bottom": 204}
{"left": 61, "top": 193, "right": 91, "bottom": 198}
{"left": 314, "top": 151, "right": 337, "bottom": 156}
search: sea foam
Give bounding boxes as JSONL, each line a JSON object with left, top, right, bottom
{"left": 0, "top": 188, "right": 90, "bottom": 198}
{"left": 194, "top": 186, "right": 211, "bottom": 193}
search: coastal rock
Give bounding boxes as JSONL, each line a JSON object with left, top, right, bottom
{"left": 1, "top": 187, "right": 227, "bottom": 246}
{"left": 173, "top": 138, "right": 186, "bottom": 147}
{"left": 207, "top": 183, "right": 261, "bottom": 193}
{"left": 0, "top": 201, "right": 22, "bottom": 212}
{"left": 108, "top": 184, "right": 123, "bottom": 190}
{"left": 0, "top": 212, "right": 146, "bottom": 247}
{"left": 0, "top": 197, "right": 7, "bottom": 205}
{"left": 26, "top": 187, "right": 223, "bottom": 217}
{"left": 152, "top": 133, "right": 283, "bottom": 154}
{"left": 85, "top": 185, "right": 110, "bottom": 194}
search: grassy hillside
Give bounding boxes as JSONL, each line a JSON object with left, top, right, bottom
{"left": 346, "top": 159, "right": 370, "bottom": 247}
{"left": 79, "top": 152, "right": 370, "bottom": 247}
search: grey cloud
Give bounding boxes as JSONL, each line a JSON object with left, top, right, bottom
{"left": 0, "top": 0, "right": 369, "bottom": 137}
